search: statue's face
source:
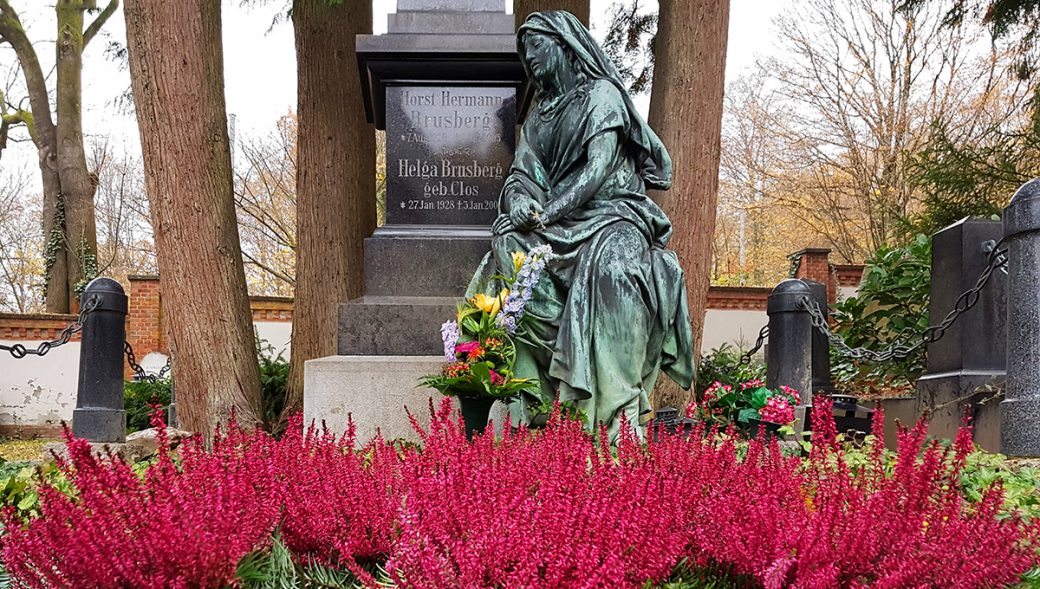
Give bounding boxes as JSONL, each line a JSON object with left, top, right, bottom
{"left": 523, "top": 32, "right": 566, "bottom": 87}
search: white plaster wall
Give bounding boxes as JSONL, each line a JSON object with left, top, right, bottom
{"left": 837, "top": 285, "right": 860, "bottom": 302}
{"left": 701, "top": 309, "right": 769, "bottom": 356}
{"left": 0, "top": 341, "right": 80, "bottom": 428}
{"left": 0, "top": 320, "right": 292, "bottom": 432}
{"left": 255, "top": 321, "right": 292, "bottom": 359}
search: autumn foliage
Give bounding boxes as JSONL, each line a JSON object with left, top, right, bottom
{"left": 2, "top": 398, "right": 1037, "bottom": 588}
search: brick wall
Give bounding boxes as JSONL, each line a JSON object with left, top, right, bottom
{"left": 3, "top": 253, "right": 864, "bottom": 351}
{"left": 123, "top": 276, "right": 294, "bottom": 363}
{"left": 0, "top": 313, "right": 82, "bottom": 341}
{"left": 791, "top": 247, "right": 837, "bottom": 303}
{"left": 250, "top": 297, "right": 294, "bottom": 322}
{"left": 834, "top": 264, "right": 866, "bottom": 287}
{"left": 127, "top": 275, "right": 166, "bottom": 363}
{"left": 705, "top": 287, "right": 770, "bottom": 310}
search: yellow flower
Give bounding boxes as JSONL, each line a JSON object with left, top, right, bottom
{"left": 471, "top": 293, "right": 502, "bottom": 316}
{"left": 511, "top": 251, "right": 527, "bottom": 274}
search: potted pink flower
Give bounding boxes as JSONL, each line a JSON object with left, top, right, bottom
{"left": 684, "top": 379, "right": 799, "bottom": 439}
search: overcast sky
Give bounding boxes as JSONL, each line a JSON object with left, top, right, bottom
{"left": 0, "top": 0, "right": 785, "bottom": 192}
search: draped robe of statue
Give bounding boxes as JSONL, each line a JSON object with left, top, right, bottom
{"left": 469, "top": 11, "right": 694, "bottom": 439}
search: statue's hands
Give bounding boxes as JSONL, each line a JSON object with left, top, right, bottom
{"left": 492, "top": 214, "right": 514, "bottom": 235}
{"left": 538, "top": 202, "right": 561, "bottom": 227}
{"left": 496, "top": 195, "right": 543, "bottom": 234}
{"left": 510, "top": 197, "right": 544, "bottom": 231}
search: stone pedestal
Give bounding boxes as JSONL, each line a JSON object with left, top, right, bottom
{"left": 304, "top": 356, "right": 452, "bottom": 443}
{"left": 338, "top": 227, "right": 491, "bottom": 356}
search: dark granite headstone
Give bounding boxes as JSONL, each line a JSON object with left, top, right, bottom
{"left": 385, "top": 86, "right": 516, "bottom": 226}
{"left": 337, "top": 0, "right": 524, "bottom": 357}
{"left": 911, "top": 218, "right": 1007, "bottom": 451}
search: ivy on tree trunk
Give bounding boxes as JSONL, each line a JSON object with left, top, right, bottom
{"left": 0, "top": 0, "right": 116, "bottom": 313}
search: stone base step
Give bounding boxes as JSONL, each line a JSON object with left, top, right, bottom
{"left": 338, "top": 295, "right": 461, "bottom": 356}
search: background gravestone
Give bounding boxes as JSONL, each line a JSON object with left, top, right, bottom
{"left": 305, "top": 0, "right": 524, "bottom": 442}
{"left": 884, "top": 218, "right": 1007, "bottom": 451}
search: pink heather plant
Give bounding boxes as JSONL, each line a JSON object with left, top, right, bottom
{"left": 1, "top": 410, "right": 282, "bottom": 588}
{"left": 1, "top": 398, "right": 1037, "bottom": 588}
{"left": 272, "top": 414, "right": 403, "bottom": 576}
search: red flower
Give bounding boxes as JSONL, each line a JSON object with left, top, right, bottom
{"left": 454, "top": 341, "right": 479, "bottom": 356}
{"left": 444, "top": 362, "right": 469, "bottom": 378}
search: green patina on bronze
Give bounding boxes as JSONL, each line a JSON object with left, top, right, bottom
{"left": 470, "top": 10, "right": 694, "bottom": 440}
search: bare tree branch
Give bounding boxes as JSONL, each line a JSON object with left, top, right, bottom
{"left": 84, "top": 0, "right": 119, "bottom": 47}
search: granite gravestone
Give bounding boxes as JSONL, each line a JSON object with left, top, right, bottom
{"left": 304, "top": 0, "right": 524, "bottom": 442}
{"left": 882, "top": 218, "right": 1007, "bottom": 451}
{"left": 336, "top": 0, "right": 523, "bottom": 357}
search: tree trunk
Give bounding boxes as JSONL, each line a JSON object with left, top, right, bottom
{"left": 56, "top": 0, "right": 99, "bottom": 306}
{"left": 648, "top": 0, "right": 730, "bottom": 409}
{"left": 0, "top": 3, "right": 69, "bottom": 312}
{"left": 514, "top": 0, "right": 589, "bottom": 27}
{"left": 124, "top": 0, "right": 262, "bottom": 439}
{"left": 282, "top": 0, "right": 375, "bottom": 423}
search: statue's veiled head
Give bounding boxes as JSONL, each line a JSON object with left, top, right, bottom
{"left": 521, "top": 32, "right": 566, "bottom": 88}
{"left": 516, "top": 10, "right": 674, "bottom": 189}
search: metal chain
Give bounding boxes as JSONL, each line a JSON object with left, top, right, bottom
{"left": 0, "top": 295, "right": 102, "bottom": 358}
{"left": 125, "top": 340, "right": 172, "bottom": 383}
{"left": 803, "top": 239, "right": 1009, "bottom": 363}
{"left": 983, "top": 239, "right": 1009, "bottom": 276}
{"left": 739, "top": 324, "right": 770, "bottom": 365}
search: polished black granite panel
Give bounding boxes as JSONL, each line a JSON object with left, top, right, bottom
{"left": 385, "top": 85, "right": 516, "bottom": 226}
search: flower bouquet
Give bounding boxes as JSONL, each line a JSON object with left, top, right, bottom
{"left": 684, "top": 379, "right": 799, "bottom": 439}
{"left": 421, "top": 245, "right": 555, "bottom": 438}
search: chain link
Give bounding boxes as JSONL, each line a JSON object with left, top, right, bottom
{"left": 803, "top": 239, "right": 1009, "bottom": 363}
{"left": 125, "top": 340, "right": 172, "bottom": 383}
{"left": 739, "top": 324, "right": 769, "bottom": 365}
{"left": 0, "top": 296, "right": 102, "bottom": 358}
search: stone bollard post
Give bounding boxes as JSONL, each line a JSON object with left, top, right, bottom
{"left": 767, "top": 279, "right": 813, "bottom": 433}
{"left": 1001, "top": 178, "right": 1040, "bottom": 456}
{"left": 72, "top": 278, "right": 128, "bottom": 443}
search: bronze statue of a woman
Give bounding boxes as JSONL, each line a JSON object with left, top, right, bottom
{"left": 475, "top": 10, "right": 694, "bottom": 440}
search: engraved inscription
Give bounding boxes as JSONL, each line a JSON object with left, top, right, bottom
{"left": 386, "top": 86, "right": 517, "bottom": 226}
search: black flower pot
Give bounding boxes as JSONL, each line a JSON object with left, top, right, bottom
{"left": 740, "top": 418, "right": 783, "bottom": 441}
{"left": 529, "top": 413, "right": 550, "bottom": 429}
{"left": 458, "top": 396, "right": 497, "bottom": 440}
